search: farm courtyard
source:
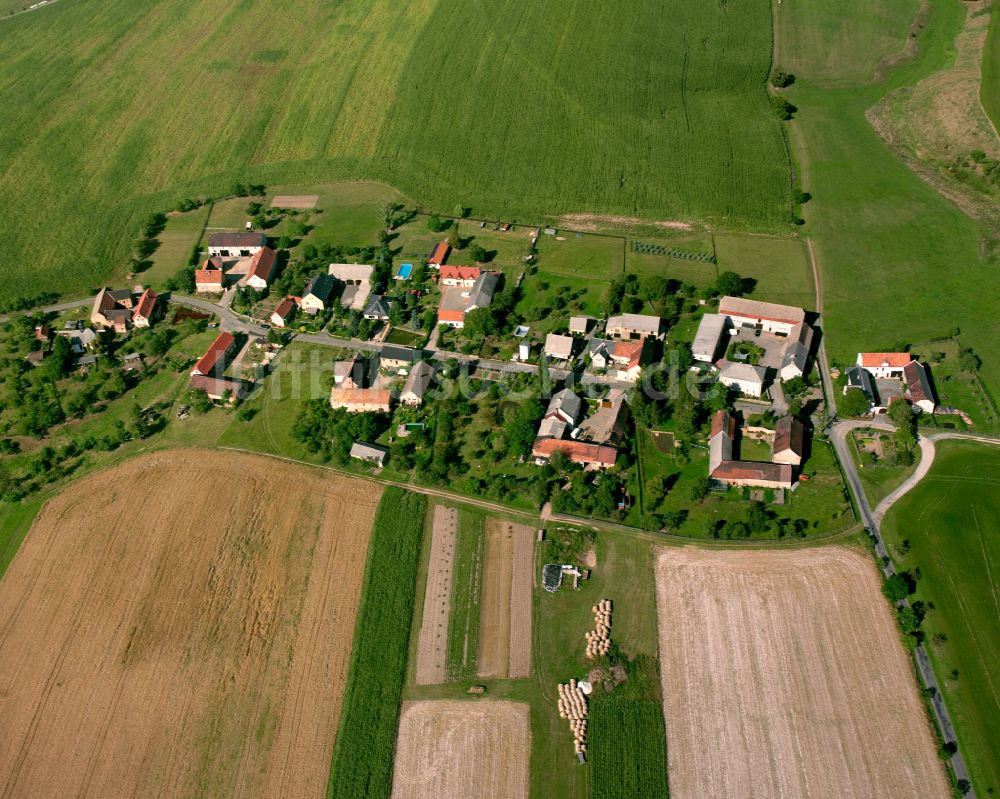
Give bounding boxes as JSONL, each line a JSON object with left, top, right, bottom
{"left": 0, "top": 449, "right": 379, "bottom": 798}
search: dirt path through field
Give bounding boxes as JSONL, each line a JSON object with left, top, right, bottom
{"left": 507, "top": 522, "right": 534, "bottom": 679}
{"left": 654, "top": 546, "right": 949, "bottom": 799}
{"left": 477, "top": 520, "right": 513, "bottom": 678}
{"left": 391, "top": 700, "right": 530, "bottom": 799}
{"left": 415, "top": 506, "right": 457, "bottom": 685}
{"left": 0, "top": 448, "right": 378, "bottom": 799}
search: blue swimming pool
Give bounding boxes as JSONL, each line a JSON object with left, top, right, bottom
{"left": 396, "top": 262, "right": 413, "bottom": 279}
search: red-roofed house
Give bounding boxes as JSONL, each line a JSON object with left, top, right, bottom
{"left": 428, "top": 240, "right": 450, "bottom": 267}
{"left": 195, "top": 256, "right": 226, "bottom": 292}
{"left": 131, "top": 289, "right": 159, "bottom": 328}
{"left": 189, "top": 374, "right": 247, "bottom": 402}
{"left": 857, "top": 352, "right": 911, "bottom": 379}
{"left": 531, "top": 438, "right": 617, "bottom": 470}
{"left": 439, "top": 265, "right": 481, "bottom": 287}
{"left": 270, "top": 297, "right": 297, "bottom": 328}
{"left": 245, "top": 246, "right": 277, "bottom": 290}
{"left": 192, "top": 332, "right": 236, "bottom": 377}
{"left": 707, "top": 409, "right": 798, "bottom": 489}
{"left": 610, "top": 338, "right": 655, "bottom": 382}
{"left": 903, "top": 360, "right": 936, "bottom": 413}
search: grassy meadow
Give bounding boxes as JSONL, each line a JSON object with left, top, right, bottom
{"left": 0, "top": 0, "right": 791, "bottom": 303}
{"left": 983, "top": 0, "right": 1000, "bottom": 128}
{"left": 777, "top": 0, "right": 1000, "bottom": 401}
{"left": 881, "top": 441, "right": 1000, "bottom": 797}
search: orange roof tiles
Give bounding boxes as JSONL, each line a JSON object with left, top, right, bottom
{"left": 858, "top": 352, "right": 912, "bottom": 368}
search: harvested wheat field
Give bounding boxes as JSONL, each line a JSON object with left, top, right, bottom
{"left": 391, "top": 700, "right": 530, "bottom": 799}
{"left": 414, "top": 505, "right": 457, "bottom": 685}
{"left": 0, "top": 448, "right": 379, "bottom": 799}
{"left": 477, "top": 519, "right": 534, "bottom": 679}
{"left": 655, "top": 546, "right": 949, "bottom": 799}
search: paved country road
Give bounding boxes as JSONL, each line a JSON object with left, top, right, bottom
{"left": 832, "top": 418, "right": 1000, "bottom": 797}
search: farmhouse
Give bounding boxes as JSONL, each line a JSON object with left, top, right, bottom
{"left": 189, "top": 374, "right": 248, "bottom": 402}
{"left": 718, "top": 361, "right": 767, "bottom": 398}
{"left": 692, "top": 313, "right": 727, "bottom": 363}
{"left": 381, "top": 345, "right": 422, "bottom": 371}
{"left": 244, "top": 246, "right": 277, "bottom": 290}
{"left": 427, "top": 240, "right": 450, "bottom": 267}
{"left": 328, "top": 263, "right": 374, "bottom": 311}
{"left": 608, "top": 338, "right": 655, "bottom": 383}
{"left": 708, "top": 410, "right": 799, "bottom": 490}
{"left": 300, "top": 274, "right": 337, "bottom": 314}
{"left": 333, "top": 356, "right": 361, "bottom": 386}
{"left": 605, "top": 313, "right": 664, "bottom": 341}
{"left": 844, "top": 365, "right": 877, "bottom": 409}
{"left": 329, "top": 387, "right": 392, "bottom": 413}
{"left": 191, "top": 332, "right": 236, "bottom": 377}
{"left": 569, "top": 316, "right": 595, "bottom": 336}
{"left": 270, "top": 297, "right": 297, "bottom": 327}
{"left": 350, "top": 441, "right": 390, "bottom": 467}
{"left": 437, "top": 271, "right": 499, "bottom": 328}
{"left": 195, "top": 256, "right": 226, "bottom": 292}
{"left": 399, "top": 361, "right": 434, "bottom": 407}
{"left": 363, "top": 294, "right": 392, "bottom": 322}
{"left": 586, "top": 338, "right": 614, "bottom": 369}
{"left": 718, "top": 296, "right": 805, "bottom": 336}
{"left": 903, "top": 360, "right": 936, "bottom": 413}
{"left": 531, "top": 438, "right": 617, "bottom": 470}
{"left": 439, "top": 265, "right": 481, "bottom": 287}
{"left": 779, "top": 322, "right": 813, "bottom": 380}
{"left": 544, "top": 333, "right": 576, "bottom": 361}
{"left": 857, "top": 352, "right": 911, "bottom": 379}
{"left": 544, "top": 388, "right": 584, "bottom": 427}
{"left": 91, "top": 287, "right": 158, "bottom": 333}
{"left": 576, "top": 389, "right": 629, "bottom": 446}
{"left": 207, "top": 231, "right": 267, "bottom": 258}
{"left": 772, "top": 415, "right": 805, "bottom": 466}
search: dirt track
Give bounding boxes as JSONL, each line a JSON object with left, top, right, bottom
{"left": 414, "top": 506, "right": 457, "bottom": 685}
{"left": 477, "top": 519, "right": 533, "bottom": 679}
{"left": 0, "top": 448, "right": 378, "bottom": 799}
{"left": 655, "top": 546, "right": 949, "bottom": 799}
{"left": 391, "top": 700, "right": 529, "bottom": 799}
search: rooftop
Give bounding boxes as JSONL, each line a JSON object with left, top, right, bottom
{"left": 718, "top": 296, "right": 806, "bottom": 326}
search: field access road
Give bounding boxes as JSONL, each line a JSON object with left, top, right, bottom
{"left": 831, "top": 418, "right": 1000, "bottom": 796}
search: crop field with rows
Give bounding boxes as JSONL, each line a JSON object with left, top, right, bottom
{"left": 0, "top": 0, "right": 789, "bottom": 302}
{"left": 589, "top": 700, "right": 669, "bottom": 799}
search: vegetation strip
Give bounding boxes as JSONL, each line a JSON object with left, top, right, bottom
{"left": 326, "top": 487, "right": 428, "bottom": 799}
{"left": 589, "top": 701, "right": 669, "bottom": 799}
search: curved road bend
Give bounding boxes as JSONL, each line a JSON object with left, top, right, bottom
{"left": 833, "top": 419, "right": 1000, "bottom": 795}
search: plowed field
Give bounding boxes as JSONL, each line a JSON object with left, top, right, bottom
{"left": 391, "top": 700, "right": 530, "bottom": 799}
{"left": 655, "top": 546, "right": 949, "bottom": 799}
{"left": 0, "top": 448, "right": 379, "bottom": 799}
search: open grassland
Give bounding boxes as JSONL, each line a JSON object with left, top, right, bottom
{"left": 0, "top": 448, "right": 379, "bottom": 799}
{"left": 776, "top": 0, "right": 921, "bottom": 86}
{"left": 881, "top": 441, "right": 1000, "bottom": 796}
{"left": 983, "top": 0, "right": 1000, "bottom": 128}
{"left": 779, "top": 0, "right": 1000, "bottom": 400}
{"left": 327, "top": 487, "right": 427, "bottom": 799}
{"left": 445, "top": 509, "right": 485, "bottom": 681}
{"left": 390, "top": 701, "right": 529, "bottom": 799}
{"left": 655, "top": 546, "right": 949, "bottom": 799}
{"left": 589, "top": 700, "right": 669, "bottom": 799}
{"left": 0, "top": 0, "right": 790, "bottom": 302}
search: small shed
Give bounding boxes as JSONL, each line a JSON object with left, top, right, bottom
{"left": 350, "top": 441, "right": 390, "bottom": 467}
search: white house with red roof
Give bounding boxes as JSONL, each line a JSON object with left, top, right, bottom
{"left": 439, "top": 265, "right": 481, "bottom": 287}
{"left": 244, "top": 246, "right": 277, "bottom": 290}
{"left": 856, "top": 352, "right": 911, "bottom": 379}
{"left": 131, "top": 289, "right": 159, "bottom": 328}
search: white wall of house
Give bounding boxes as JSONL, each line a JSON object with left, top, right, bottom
{"left": 208, "top": 245, "right": 263, "bottom": 258}
{"left": 719, "top": 374, "right": 763, "bottom": 397}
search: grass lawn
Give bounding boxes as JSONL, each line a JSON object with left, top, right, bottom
{"left": 141, "top": 203, "right": 211, "bottom": 288}
{"left": 984, "top": 0, "right": 1000, "bottom": 129}
{"left": 778, "top": 0, "right": 1000, "bottom": 406}
{"left": 0, "top": 492, "right": 47, "bottom": 578}
{"left": 713, "top": 234, "right": 815, "bottom": 310}
{"left": 848, "top": 429, "right": 918, "bottom": 506}
{"left": 880, "top": 441, "right": 1000, "bottom": 797}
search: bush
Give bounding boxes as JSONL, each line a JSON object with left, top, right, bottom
{"left": 770, "top": 96, "right": 796, "bottom": 120}
{"left": 770, "top": 67, "right": 795, "bottom": 88}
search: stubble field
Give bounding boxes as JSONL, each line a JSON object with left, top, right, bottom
{"left": 390, "top": 700, "right": 530, "bottom": 799}
{"left": 655, "top": 546, "right": 949, "bottom": 799}
{"left": 0, "top": 448, "right": 379, "bottom": 799}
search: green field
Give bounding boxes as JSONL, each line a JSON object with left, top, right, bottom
{"left": 327, "top": 487, "right": 427, "bottom": 799}
{"left": 0, "top": 0, "right": 791, "bottom": 303}
{"left": 778, "top": 0, "right": 1000, "bottom": 401}
{"left": 445, "top": 508, "right": 484, "bottom": 681}
{"left": 590, "top": 701, "right": 669, "bottom": 799}
{"left": 982, "top": 0, "right": 1000, "bottom": 129}
{"left": 881, "top": 441, "right": 1000, "bottom": 797}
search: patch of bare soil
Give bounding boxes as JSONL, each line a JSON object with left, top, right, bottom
{"left": 655, "top": 546, "right": 949, "bottom": 799}
{"left": 391, "top": 700, "right": 529, "bottom": 799}
{"left": 0, "top": 448, "right": 378, "bottom": 799}
{"left": 476, "top": 519, "right": 534, "bottom": 679}
{"left": 868, "top": 0, "right": 1000, "bottom": 228}
{"left": 558, "top": 213, "right": 693, "bottom": 232}
{"left": 415, "top": 506, "right": 458, "bottom": 685}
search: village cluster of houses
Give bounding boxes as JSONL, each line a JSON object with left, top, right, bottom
{"left": 530, "top": 388, "right": 628, "bottom": 470}
{"left": 195, "top": 233, "right": 276, "bottom": 293}
{"left": 330, "top": 345, "right": 433, "bottom": 414}
{"left": 692, "top": 297, "right": 813, "bottom": 398}
{"left": 426, "top": 241, "right": 500, "bottom": 328}
{"left": 708, "top": 410, "right": 805, "bottom": 491}
{"left": 91, "top": 286, "right": 160, "bottom": 333}
{"left": 541, "top": 313, "right": 663, "bottom": 383}
{"left": 189, "top": 331, "right": 248, "bottom": 401}
{"left": 844, "top": 353, "right": 936, "bottom": 414}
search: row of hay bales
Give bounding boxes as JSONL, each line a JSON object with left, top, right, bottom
{"left": 585, "top": 599, "right": 612, "bottom": 659}
{"left": 557, "top": 679, "right": 588, "bottom": 757}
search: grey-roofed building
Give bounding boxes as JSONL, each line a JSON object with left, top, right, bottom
{"left": 301, "top": 274, "right": 337, "bottom": 314}
{"left": 466, "top": 271, "right": 499, "bottom": 311}
{"left": 544, "top": 388, "right": 583, "bottom": 426}
{"left": 537, "top": 416, "right": 568, "bottom": 440}
{"left": 577, "top": 389, "right": 629, "bottom": 446}
{"left": 718, "top": 361, "right": 767, "bottom": 398}
{"left": 363, "top": 294, "right": 392, "bottom": 321}
{"left": 844, "top": 365, "right": 877, "bottom": 408}
{"left": 207, "top": 231, "right": 267, "bottom": 257}
{"left": 544, "top": 333, "right": 576, "bottom": 361}
{"left": 605, "top": 313, "right": 664, "bottom": 341}
{"left": 587, "top": 338, "right": 614, "bottom": 369}
{"left": 381, "top": 345, "right": 422, "bottom": 371}
{"left": 569, "top": 316, "right": 595, "bottom": 335}
{"left": 692, "top": 313, "right": 728, "bottom": 363}
{"left": 350, "top": 441, "right": 390, "bottom": 467}
{"left": 779, "top": 323, "right": 813, "bottom": 380}
{"left": 399, "top": 361, "right": 433, "bottom": 407}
